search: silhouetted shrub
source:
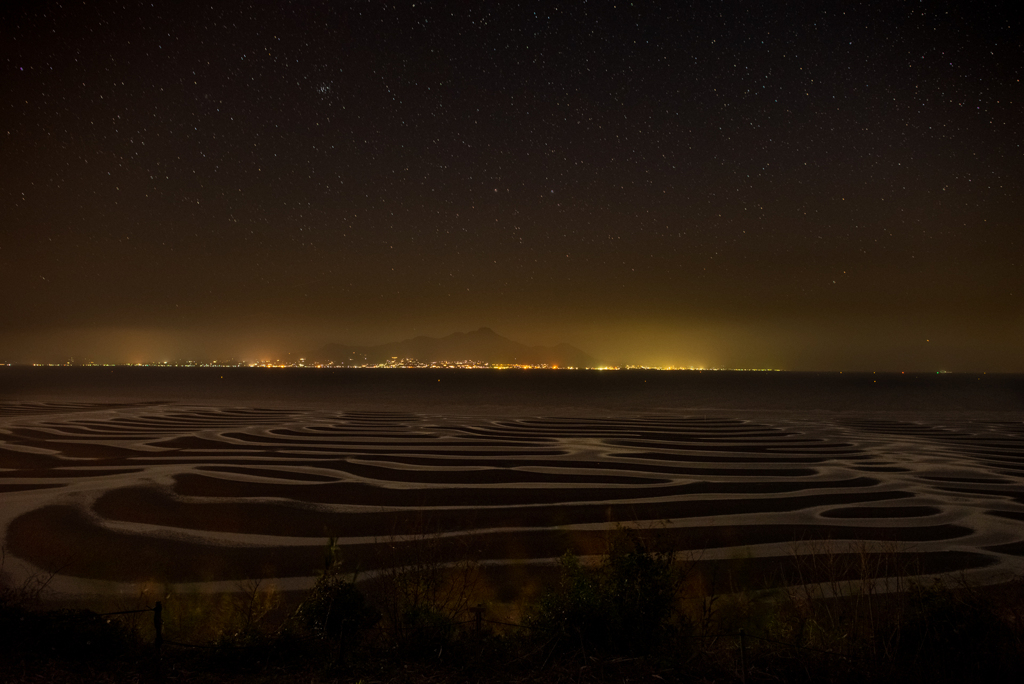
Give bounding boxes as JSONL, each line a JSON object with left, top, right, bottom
{"left": 294, "top": 548, "right": 380, "bottom": 644}
{"left": 531, "top": 550, "right": 608, "bottom": 649}
{"left": 605, "top": 530, "right": 682, "bottom": 652}
{"left": 362, "top": 520, "right": 480, "bottom": 658}
{"left": 529, "top": 529, "right": 685, "bottom": 656}
{"left": 890, "top": 581, "right": 1019, "bottom": 682}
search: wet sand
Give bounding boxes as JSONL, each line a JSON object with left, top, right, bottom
{"left": 1, "top": 369, "right": 1023, "bottom": 598}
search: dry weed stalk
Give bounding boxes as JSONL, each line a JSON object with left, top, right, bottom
{"left": 365, "top": 512, "right": 481, "bottom": 648}
{"left": 233, "top": 577, "right": 280, "bottom": 636}
{"left": 778, "top": 538, "right": 918, "bottom": 661}
{"left": 0, "top": 545, "right": 65, "bottom": 608}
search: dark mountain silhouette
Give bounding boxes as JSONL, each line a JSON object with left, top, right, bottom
{"left": 304, "top": 327, "right": 598, "bottom": 367}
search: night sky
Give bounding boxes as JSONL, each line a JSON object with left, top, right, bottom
{"left": 3, "top": 1, "right": 1021, "bottom": 370}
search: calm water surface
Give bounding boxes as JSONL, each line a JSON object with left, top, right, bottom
{"left": 1, "top": 367, "right": 1021, "bottom": 417}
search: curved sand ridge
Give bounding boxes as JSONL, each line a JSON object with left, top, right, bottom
{"left": 2, "top": 404, "right": 1023, "bottom": 593}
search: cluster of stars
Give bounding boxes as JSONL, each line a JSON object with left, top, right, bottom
{"left": 1, "top": 1, "right": 1020, "bottom": 369}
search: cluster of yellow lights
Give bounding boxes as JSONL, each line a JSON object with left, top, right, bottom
{"left": 267, "top": 357, "right": 570, "bottom": 369}
{"left": 28, "top": 360, "right": 783, "bottom": 371}
{"left": 19, "top": 363, "right": 974, "bottom": 375}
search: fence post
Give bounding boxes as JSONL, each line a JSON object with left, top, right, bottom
{"left": 739, "top": 628, "right": 747, "bottom": 684}
{"left": 153, "top": 601, "right": 163, "bottom": 650}
{"left": 474, "top": 603, "right": 483, "bottom": 636}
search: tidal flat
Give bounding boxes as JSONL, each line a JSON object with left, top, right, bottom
{"left": 2, "top": 367, "right": 1023, "bottom": 602}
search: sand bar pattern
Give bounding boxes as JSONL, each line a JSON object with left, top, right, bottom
{"left": 2, "top": 402, "right": 1024, "bottom": 593}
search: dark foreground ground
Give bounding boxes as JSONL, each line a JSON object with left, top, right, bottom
{"left": 4, "top": 531, "right": 1024, "bottom": 684}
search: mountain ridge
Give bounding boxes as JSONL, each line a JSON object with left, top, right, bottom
{"left": 303, "top": 327, "right": 598, "bottom": 367}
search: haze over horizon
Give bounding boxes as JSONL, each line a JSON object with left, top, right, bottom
{"left": 3, "top": 2, "right": 1021, "bottom": 372}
